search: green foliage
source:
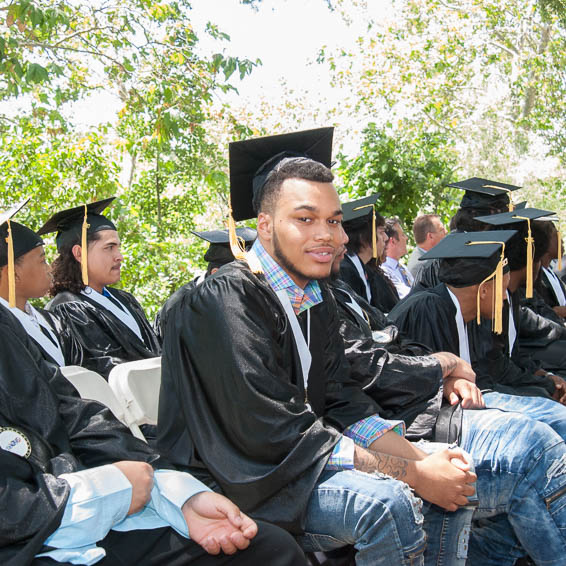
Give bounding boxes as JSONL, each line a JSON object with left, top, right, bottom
{"left": 0, "top": 0, "right": 260, "bottom": 317}
{"left": 337, "top": 123, "right": 460, "bottom": 233}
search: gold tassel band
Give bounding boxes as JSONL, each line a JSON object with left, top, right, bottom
{"left": 514, "top": 216, "right": 534, "bottom": 298}
{"left": 482, "top": 184, "right": 514, "bottom": 211}
{"left": 227, "top": 206, "right": 262, "bottom": 274}
{"left": 6, "top": 220, "right": 15, "bottom": 308}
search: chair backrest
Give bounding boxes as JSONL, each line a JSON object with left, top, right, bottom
{"left": 108, "top": 357, "right": 162, "bottom": 426}
{"left": 60, "top": 365, "right": 146, "bottom": 441}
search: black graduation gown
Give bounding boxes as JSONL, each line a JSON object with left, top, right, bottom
{"left": 157, "top": 261, "right": 379, "bottom": 533}
{"left": 329, "top": 281, "right": 444, "bottom": 440}
{"left": 410, "top": 258, "right": 441, "bottom": 293}
{"left": 32, "top": 308, "right": 84, "bottom": 367}
{"left": 536, "top": 267, "right": 566, "bottom": 311}
{"left": 0, "top": 305, "right": 157, "bottom": 565}
{"left": 47, "top": 288, "right": 161, "bottom": 378}
{"left": 339, "top": 255, "right": 399, "bottom": 314}
{"left": 389, "top": 284, "right": 555, "bottom": 397}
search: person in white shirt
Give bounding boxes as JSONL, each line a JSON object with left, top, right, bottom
{"left": 382, "top": 217, "right": 414, "bottom": 299}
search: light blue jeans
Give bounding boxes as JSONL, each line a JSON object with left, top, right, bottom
{"left": 483, "top": 390, "right": 566, "bottom": 440}
{"left": 297, "top": 444, "right": 476, "bottom": 566}
{"left": 461, "top": 407, "right": 566, "bottom": 565}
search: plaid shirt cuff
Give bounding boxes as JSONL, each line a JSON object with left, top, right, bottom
{"left": 344, "top": 415, "right": 405, "bottom": 448}
{"left": 325, "top": 436, "right": 355, "bottom": 470}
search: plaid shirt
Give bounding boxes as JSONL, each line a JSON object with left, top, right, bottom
{"left": 252, "top": 240, "right": 322, "bottom": 315}
{"left": 252, "top": 240, "right": 404, "bottom": 470}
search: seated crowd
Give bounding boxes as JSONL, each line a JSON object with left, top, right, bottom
{"left": 2, "top": 127, "right": 566, "bottom": 566}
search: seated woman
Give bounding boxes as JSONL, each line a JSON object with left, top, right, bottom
{"left": 0, "top": 200, "right": 81, "bottom": 367}
{"left": 39, "top": 198, "right": 161, "bottom": 379}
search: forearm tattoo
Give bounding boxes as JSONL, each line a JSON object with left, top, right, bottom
{"left": 433, "top": 352, "right": 458, "bottom": 377}
{"left": 355, "top": 449, "right": 409, "bottom": 480}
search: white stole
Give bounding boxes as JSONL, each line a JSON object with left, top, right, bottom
{"left": 543, "top": 267, "right": 566, "bottom": 307}
{"left": 81, "top": 287, "right": 143, "bottom": 341}
{"left": 507, "top": 291, "right": 517, "bottom": 356}
{"left": 0, "top": 297, "right": 65, "bottom": 366}
{"left": 446, "top": 288, "right": 471, "bottom": 364}
{"left": 348, "top": 253, "right": 372, "bottom": 302}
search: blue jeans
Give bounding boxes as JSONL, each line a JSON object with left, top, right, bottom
{"left": 483, "top": 390, "right": 566, "bottom": 440}
{"left": 461, "top": 407, "right": 566, "bottom": 565}
{"left": 298, "top": 451, "right": 475, "bottom": 566}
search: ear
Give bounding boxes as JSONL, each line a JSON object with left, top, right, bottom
{"left": 210, "top": 267, "right": 219, "bottom": 276}
{"left": 257, "top": 212, "right": 273, "bottom": 242}
{"left": 71, "top": 244, "right": 83, "bottom": 264}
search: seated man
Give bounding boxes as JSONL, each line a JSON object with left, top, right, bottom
{"left": 339, "top": 196, "right": 399, "bottom": 314}
{"left": 158, "top": 128, "right": 487, "bottom": 566}
{"left": 0, "top": 302, "right": 306, "bottom": 566}
{"left": 407, "top": 214, "right": 446, "bottom": 278}
{"left": 382, "top": 217, "right": 413, "bottom": 299}
{"left": 333, "top": 235, "right": 566, "bottom": 564}
{"left": 38, "top": 198, "right": 161, "bottom": 379}
{"left": 155, "top": 227, "right": 256, "bottom": 340}
{"left": 0, "top": 201, "right": 81, "bottom": 367}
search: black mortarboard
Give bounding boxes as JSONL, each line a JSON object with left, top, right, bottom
{"left": 229, "top": 127, "right": 334, "bottom": 222}
{"left": 341, "top": 193, "right": 381, "bottom": 259}
{"left": 0, "top": 198, "right": 44, "bottom": 307}
{"left": 474, "top": 207, "right": 554, "bottom": 298}
{"left": 422, "top": 230, "right": 517, "bottom": 333}
{"left": 341, "top": 194, "right": 380, "bottom": 225}
{"left": 0, "top": 199, "right": 43, "bottom": 267}
{"left": 37, "top": 197, "right": 116, "bottom": 250}
{"left": 448, "top": 177, "right": 521, "bottom": 212}
{"left": 192, "top": 227, "right": 257, "bottom": 265}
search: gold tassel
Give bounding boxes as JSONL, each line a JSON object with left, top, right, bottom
{"left": 227, "top": 207, "right": 263, "bottom": 274}
{"left": 558, "top": 230, "right": 562, "bottom": 271}
{"left": 468, "top": 241, "right": 506, "bottom": 334}
{"left": 81, "top": 204, "right": 89, "bottom": 286}
{"left": 372, "top": 208, "right": 377, "bottom": 258}
{"left": 482, "top": 184, "right": 514, "bottom": 212}
{"left": 514, "top": 216, "right": 534, "bottom": 299}
{"left": 6, "top": 220, "right": 16, "bottom": 308}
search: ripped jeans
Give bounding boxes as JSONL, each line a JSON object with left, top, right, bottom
{"left": 297, "top": 447, "right": 476, "bottom": 566}
{"left": 461, "top": 407, "right": 566, "bottom": 565}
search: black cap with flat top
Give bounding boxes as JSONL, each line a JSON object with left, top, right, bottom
{"left": 474, "top": 207, "right": 554, "bottom": 227}
{"left": 192, "top": 227, "right": 257, "bottom": 264}
{"left": 421, "top": 230, "right": 517, "bottom": 287}
{"left": 448, "top": 177, "right": 521, "bottom": 211}
{"left": 0, "top": 198, "right": 43, "bottom": 267}
{"left": 37, "top": 197, "right": 116, "bottom": 251}
{"left": 229, "top": 127, "right": 334, "bottom": 221}
{"left": 341, "top": 194, "right": 380, "bottom": 226}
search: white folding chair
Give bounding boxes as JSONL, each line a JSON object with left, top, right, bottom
{"left": 60, "top": 365, "right": 146, "bottom": 441}
{"left": 108, "top": 357, "right": 162, "bottom": 427}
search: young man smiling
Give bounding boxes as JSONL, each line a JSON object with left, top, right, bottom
{"left": 158, "top": 129, "right": 478, "bottom": 566}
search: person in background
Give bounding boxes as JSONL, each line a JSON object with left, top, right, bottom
{"left": 0, "top": 200, "right": 81, "bottom": 367}
{"left": 39, "top": 198, "right": 161, "bottom": 379}
{"left": 382, "top": 217, "right": 413, "bottom": 299}
{"left": 407, "top": 214, "right": 446, "bottom": 278}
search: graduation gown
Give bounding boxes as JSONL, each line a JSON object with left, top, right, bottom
{"left": 329, "top": 281, "right": 445, "bottom": 440}
{"left": 157, "top": 261, "right": 379, "bottom": 533}
{"left": 410, "top": 258, "right": 441, "bottom": 292}
{"left": 0, "top": 305, "right": 157, "bottom": 565}
{"left": 389, "top": 284, "right": 555, "bottom": 397}
{"left": 48, "top": 288, "right": 161, "bottom": 378}
{"left": 34, "top": 308, "right": 83, "bottom": 367}
{"left": 537, "top": 267, "right": 566, "bottom": 311}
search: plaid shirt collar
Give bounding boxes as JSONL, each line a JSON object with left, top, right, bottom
{"left": 252, "top": 240, "right": 322, "bottom": 315}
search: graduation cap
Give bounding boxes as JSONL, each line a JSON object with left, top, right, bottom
{"left": 37, "top": 197, "right": 116, "bottom": 287}
{"left": 475, "top": 207, "right": 554, "bottom": 298}
{"left": 227, "top": 128, "right": 333, "bottom": 272}
{"left": 192, "top": 227, "right": 257, "bottom": 265}
{"left": 341, "top": 194, "right": 380, "bottom": 258}
{"left": 0, "top": 198, "right": 44, "bottom": 308}
{"left": 448, "top": 177, "right": 521, "bottom": 212}
{"left": 422, "top": 230, "right": 517, "bottom": 333}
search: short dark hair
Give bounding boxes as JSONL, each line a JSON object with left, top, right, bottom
{"left": 254, "top": 158, "right": 334, "bottom": 215}
{"left": 50, "top": 231, "right": 103, "bottom": 296}
{"left": 344, "top": 211, "right": 385, "bottom": 255}
{"left": 449, "top": 208, "right": 491, "bottom": 233}
{"left": 385, "top": 217, "right": 402, "bottom": 241}
{"left": 413, "top": 214, "right": 440, "bottom": 245}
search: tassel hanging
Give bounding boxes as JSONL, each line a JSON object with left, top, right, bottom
{"left": 558, "top": 230, "right": 562, "bottom": 272}
{"left": 6, "top": 220, "right": 16, "bottom": 308}
{"left": 81, "top": 205, "right": 90, "bottom": 286}
{"left": 228, "top": 207, "right": 262, "bottom": 274}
